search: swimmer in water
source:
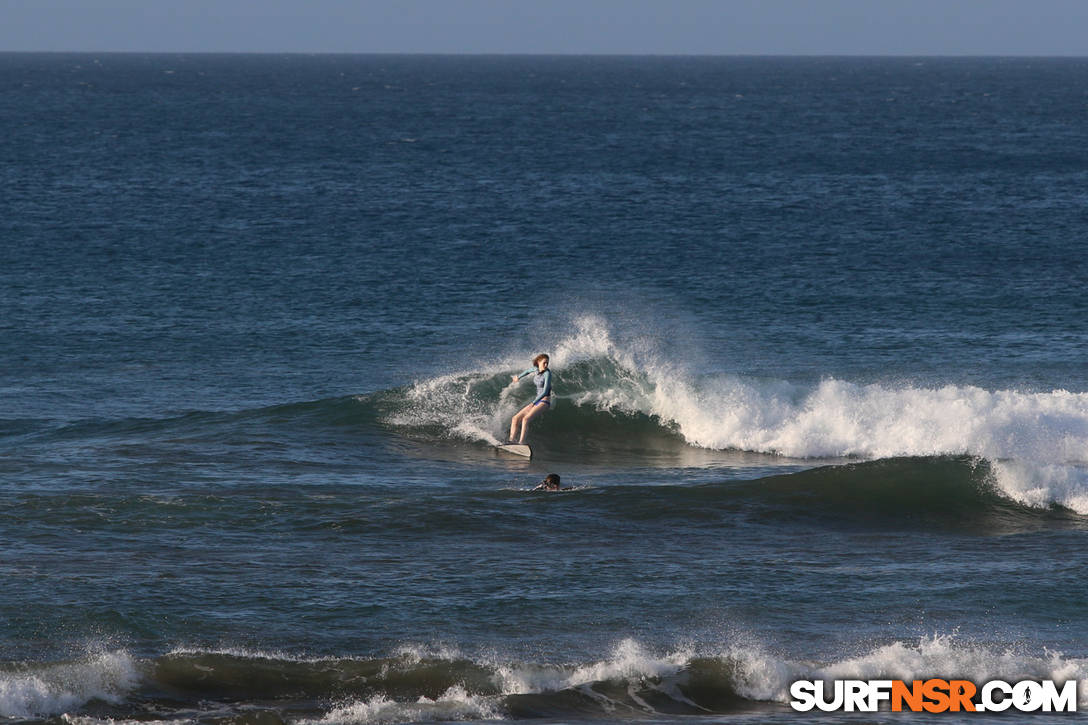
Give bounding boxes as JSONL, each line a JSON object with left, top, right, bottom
{"left": 507, "top": 353, "right": 552, "bottom": 444}
{"left": 533, "top": 473, "right": 564, "bottom": 491}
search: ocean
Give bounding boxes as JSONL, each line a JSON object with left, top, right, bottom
{"left": 2, "top": 53, "right": 1087, "bottom": 724}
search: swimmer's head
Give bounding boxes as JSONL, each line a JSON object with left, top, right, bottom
{"left": 540, "top": 473, "right": 561, "bottom": 490}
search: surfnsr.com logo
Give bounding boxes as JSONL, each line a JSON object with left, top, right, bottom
{"left": 790, "top": 679, "right": 1078, "bottom": 713}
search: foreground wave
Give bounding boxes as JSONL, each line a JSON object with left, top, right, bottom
{"left": 4, "top": 637, "right": 1085, "bottom": 724}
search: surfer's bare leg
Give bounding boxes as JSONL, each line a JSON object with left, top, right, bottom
{"left": 508, "top": 403, "right": 534, "bottom": 442}
{"left": 515, "top": 402, "right": 548, "bottom": 443}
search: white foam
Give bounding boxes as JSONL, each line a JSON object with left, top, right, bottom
{"left": 389, "top": 642, "right": 466, "bottom": 664}
{"left": 307, "top": 637, "right": 1088, "bottom": 720}
{"left": 724, "top": 634, "right": 1088, "bottom": 705}
{"left": 310, "top": 686, "right": 500, "bottom": 724}
{"left": 60, "top": 716, "right": 148, "bottom": 725}
{"left": 492, "top": 638, "right": 690, "bottom": 695}
{"left": 165, "top": 645, "right": 345, "bottom": 664}
{"left": 0, "top": 651, "right": 141, "bottom": 719}
{"left": 390, "top": 369, "right": 507, "bottom": 446}
{"left": 647, "top": 377, "right": 1087, "bottom": 463}
{"left": 420, "top": 635, "right": 1088, "bottom": 713}
{"left": 990, "top": 460, "right": 1088, "bottom": 513}
{"left": 671, "top": 378, "right": 1088, "bottom": 511}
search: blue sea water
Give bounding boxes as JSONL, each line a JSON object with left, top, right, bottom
{"left": 2, "top": 54, "right": 1088, "bottom": 724}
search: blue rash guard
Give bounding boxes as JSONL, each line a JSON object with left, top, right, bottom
{"left": 517, "top": 368, "right": 552, "bottom": 406}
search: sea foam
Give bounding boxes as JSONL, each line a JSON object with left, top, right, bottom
{"left": 310, "top": 685, "right": 501, "bottom": 724}
{"left": 724, "top": 634, "right": 1088, "bottom": 706}
{"left": 492, "top": 638, "right": 691, "bottom": 696}
{"left": 0, "top": 651, "right": 140, "bottom": 719}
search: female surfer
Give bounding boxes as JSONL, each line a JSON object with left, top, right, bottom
{"left": 507, "top": 353, "right": 552, "bottom": 444}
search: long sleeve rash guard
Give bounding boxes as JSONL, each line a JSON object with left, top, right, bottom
{"left": 517, "top": 368, "right": 552, "bottom": 405}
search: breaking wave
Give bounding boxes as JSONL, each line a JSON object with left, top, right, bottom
{"left": 375, "top": 315, "right": 1088, "bottom": 512}
{"left": 7, "top": 638, "right": 1085, "bottom": 723}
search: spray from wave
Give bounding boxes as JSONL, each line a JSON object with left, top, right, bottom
{"left": 0, "top": 650, "right": 140, "bottom": 720}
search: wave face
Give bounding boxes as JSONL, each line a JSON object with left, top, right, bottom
{"left": 4, "top": 638, "right": 1085, "bottom": 724}
{"left": 364, "top": 316, "right": 1088, "bottom": 512}
{"left": 706, "top": 456, "right": 1087, "bottom": 532}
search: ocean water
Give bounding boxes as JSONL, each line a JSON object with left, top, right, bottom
{"left": 2, "top": 53, "right": 1088, "bottom": 724}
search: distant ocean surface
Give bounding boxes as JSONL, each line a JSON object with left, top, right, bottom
{"left": 2, "top": 54, "right": 1088, "bottom": 724}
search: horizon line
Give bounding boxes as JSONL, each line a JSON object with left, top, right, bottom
{"left": 2, "top": 50, "right": 1087, "bottom": 59}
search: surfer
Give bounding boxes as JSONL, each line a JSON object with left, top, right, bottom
{"left": 533, "top": 473, "right": 564, "bottom": 491}
{"left": 508, "top": 353, "right": 552, "bottom": 444}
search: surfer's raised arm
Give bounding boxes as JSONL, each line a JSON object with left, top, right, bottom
{"left": 507, "top": 354, "right": 553, "bottom": 445}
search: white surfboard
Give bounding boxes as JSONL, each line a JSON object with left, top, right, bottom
{"left": 496, "top": 443, "right": 532, "bottom": 458}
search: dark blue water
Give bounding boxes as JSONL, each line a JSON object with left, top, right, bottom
{"left": 2, "top": 54, "right": 1088, "bottom": 724}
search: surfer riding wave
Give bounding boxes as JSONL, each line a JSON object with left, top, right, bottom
{"left": 507, "top": 353, "right": 552, "bottom": 444}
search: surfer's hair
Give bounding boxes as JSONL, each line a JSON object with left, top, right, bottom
{"left": 533, "top": 353, "right": 549, "bottom": 367}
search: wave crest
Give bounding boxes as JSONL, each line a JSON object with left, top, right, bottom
{"left": 0, "top": 651, "right": 140, "bottom": 720}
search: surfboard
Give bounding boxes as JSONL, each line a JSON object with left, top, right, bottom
{"left": 496, "top": 443, "right": 532, "bottom": 458}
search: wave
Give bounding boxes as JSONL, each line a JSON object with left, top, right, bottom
{"left": 481, "top": 456, "right": 1086, "bottom": 534}
{"left": 369, "top": 315, "right": 1088, "bottom": 511}
{"left": 16, "top": 313, "right": 1088, "bottom": 473}
{"left": 10, "top": 456, "right": 1076, "bottom": 538}
{"left": 731, "top": 456, "right": 1088, "bottom": 532}
{"left": 375, "top": 316, "right": 1086, "bottom": 459}
{"left": 9, "top": 315, "right": 1088, "bottom": 513}
{"left": 0, "top": 650, "right": 140, "bottom": 721}
{"left": 6, "top": 638, "right": 1085, "bottom": 723}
